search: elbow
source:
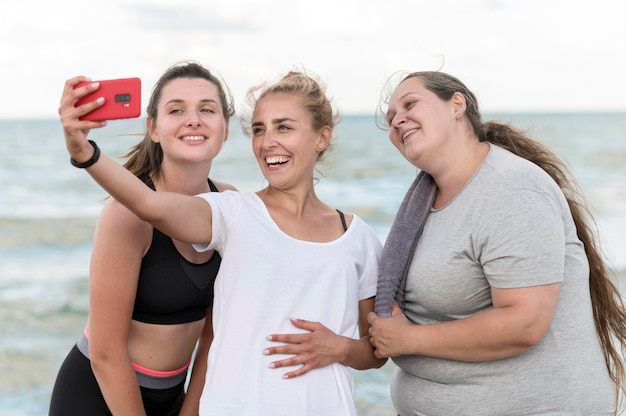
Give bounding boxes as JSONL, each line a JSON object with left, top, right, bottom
{"left": 353, "top": 344, "right": 389, "bottom": 370}
{"left": 516, "top": 321, "right": 551, "bottom": 352}
{"left": 372, "top": 356, "right": 388, "bottom": 369}
{"left": 126, "top": 192, "right": 163, "bottom": 225}
{"left": 89, "top": 353, "right": 110, "bottom": 378}
{"left": 89, "top": 344, "right": 122, "bottom": 377}
{"left": 349, "top": 358, "right": 387, "bottom": 371}
{"left": 526, "top": 330, "right": 549, "bottom": 348}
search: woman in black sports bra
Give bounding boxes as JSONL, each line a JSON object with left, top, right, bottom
{"left": 50, "top": 61, "right": 237, "bottom": 416}
{"left": 57, "top": 69, "right": 387, "bottom": 415}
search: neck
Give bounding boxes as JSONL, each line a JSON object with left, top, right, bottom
{"left": 431, "top": 140, "right": 489, "bottom": 209}
{"left": 153, "top": 161, "right": 213, "bottom": 195}
{"left": 257, "top": 181, "right": 321, "bottom": 217}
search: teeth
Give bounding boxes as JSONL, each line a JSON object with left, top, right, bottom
{"left": 402, "top": 129, "right": 418, "bottom": 141}
{"left": 266, "top": 156, "right": 291, "bottom": 164}
{"left": 183, "top": 135, "right": 205, "bottom": 141}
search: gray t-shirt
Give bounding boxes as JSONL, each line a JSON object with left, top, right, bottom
{"left": 391, "top": 144, "right": 614, "bottom": 415}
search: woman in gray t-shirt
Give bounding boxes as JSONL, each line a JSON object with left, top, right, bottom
{"left": 369, "top": 71, "right": 626, "bottom": 415}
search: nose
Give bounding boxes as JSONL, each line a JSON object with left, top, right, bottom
{"left": 390, "top": 111, "right": 406, "bottom": 129}
{"left": 186, "top": 110, "right": 201, "bottom": 127}
{"left": 261, "top": 131, "right": 278, "bottom": 149}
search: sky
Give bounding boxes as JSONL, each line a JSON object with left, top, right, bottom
{"left": 1, "top": 0, "right": 625, "bottom": 119}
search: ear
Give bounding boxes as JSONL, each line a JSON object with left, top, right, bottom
{"left": 223, "top": 118, "right": 230, "bottom": 143}
{"left": 451, "top": 92, "right": 467, "bottom": 119}
{"left": 147, "top": 117, "right": 160, "bottom": 143}
{"left": 316, "top": 125, "right": 332, "bottom": 151}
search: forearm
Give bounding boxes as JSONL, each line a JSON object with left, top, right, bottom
{"left": 180, "top": 344, "right": 209, "bottom": 415}
{"left": 181, "top": 312, "right": 213, "bottom": 415}
{"left": 74, "top": 143, "right": 209, "bottom": 244}
{"left": 340, "top": 335, "right": 387, "bottom": 370}
{"left": 402, "top": 308, "right": 542, "bottom": 362}
{"left": 76, "top": 147, "right": 157, "bottom": 223}
{"left": 180, "top": 360, "right": 206, "bottom": 415}
{"left": 371, "top": 285, "right": 559, "bottom": 362}
{"left": 92, "top": 359, "right": 147, "bottom": 416}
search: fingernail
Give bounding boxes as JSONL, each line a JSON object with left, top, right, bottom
{"left": 268, "top": 362, "right": 275, "bottom": 369}
{"left": 91, "top": 82, "right": 99, "bottom": 89}
{"left": 266, "top": 335, "right": 273, "bottom": 341}
{"left": 96, "top": 97, "right": 105, "bottom": 104}
{"left": 262, "top": 349, "right": 270, "bottom": 355}
{"left": 290, "top": 317, "right": 299, "bottom": 321}
{"left": 282, "top": 374, "right": 289, "bottom": 379}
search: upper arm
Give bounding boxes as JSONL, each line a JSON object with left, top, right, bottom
{"left": 357, "top": 297, "right": 376, "bottom": 338}
{"left": 147, "top": 192, "right": 214, "bottom": 245}
{"left": 88, "top": 200, "right": 151, "bottom": 354}
{"left": 478, "top": 188, "right": 565, "bottom": 344}
{"left": 197, "top": 307, "right": 214, "bottom": 348}
{"left": 479, "top": 188, "right": 566, "bottom": 289}
{"left": 490, "top": 282, "right": 561, "bottom": 344}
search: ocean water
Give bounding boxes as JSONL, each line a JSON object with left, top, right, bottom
{"left": 1, "top": 113, "right": 625, "bottom": 415}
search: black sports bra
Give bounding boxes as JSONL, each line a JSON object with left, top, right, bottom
{"left": 131, "top": 179, "right": 221, "bottom": 325}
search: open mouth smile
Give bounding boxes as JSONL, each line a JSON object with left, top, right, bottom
{"left": 265, "top": 155, "right": 291, "bottom": 166}
{"left": 402, "top": 128, "right": 419, "bottom": 142}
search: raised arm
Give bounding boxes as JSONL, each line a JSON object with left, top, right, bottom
{"left": 59, "top": 77, "right": 213, "bottom": 244}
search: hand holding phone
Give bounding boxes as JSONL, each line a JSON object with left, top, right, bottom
{"left": 75, "top": 78, "right": 141, "bottom": 121}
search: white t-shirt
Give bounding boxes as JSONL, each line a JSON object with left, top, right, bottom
{"left": 193, "top": 191, "right": 381, "bottom": 415}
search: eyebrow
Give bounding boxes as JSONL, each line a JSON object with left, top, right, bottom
{"left": 251, "top": 117, "right": 298, "bottom": 127}
{"left": 272, "top": 117, "right": 297, "bottom": 124}
{"left": 164, "top": 98, "right": 219, "bottom": 106}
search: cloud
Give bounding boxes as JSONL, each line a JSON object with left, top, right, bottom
{"left": 1, "top": 0, "right": 625, "bottom": 119}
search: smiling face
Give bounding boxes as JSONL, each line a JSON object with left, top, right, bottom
{"left": 251, "top": 93, "right": 330, "bottom": 190}
{"left": 149, "top": 77, "right": 228, "bottom": 165}
{"left": 386, "top": 76, "right": 460, "bottom": 169}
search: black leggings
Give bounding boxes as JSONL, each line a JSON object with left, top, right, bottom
{"left": 49, "top": 345, "right": 185, "bottom": 416}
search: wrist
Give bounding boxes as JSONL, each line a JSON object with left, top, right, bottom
{"left": 71, "top": 140, "right": 101, "bottom": 168}
{"left": 338, "top": 336, "right": 353, "bottom": 365}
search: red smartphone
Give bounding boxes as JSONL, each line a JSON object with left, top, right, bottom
{"left": 75, "top": 77, "right": 141, "bottom": 121}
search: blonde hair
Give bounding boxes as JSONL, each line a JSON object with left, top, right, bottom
{"left": 241, "top": 70, "right": 340, "bottom": 163}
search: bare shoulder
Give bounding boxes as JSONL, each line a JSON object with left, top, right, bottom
{"left": 342, "top": 212, "right": 354, "bottom": 228}
{"left": 97, "top": 197, "right": 152, "bottom": 238}
{"left": 327, "top": 203, "right": 354, "bottom": 228}
{"left": 210, "top": 179, "right": 238, "bottom": 192}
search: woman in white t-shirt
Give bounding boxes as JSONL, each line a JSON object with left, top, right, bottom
{"left": 58, "top": 69, "right": 387, "bottom": 415}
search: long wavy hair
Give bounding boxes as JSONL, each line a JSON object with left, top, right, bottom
{"left": 380, "top": 70, "right": 626, "bottom": 413}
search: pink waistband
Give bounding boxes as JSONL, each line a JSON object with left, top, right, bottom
{"left": 83, "top": 327, "right": 190, "bottom": 377}
{"left": 131, "top": 360, "right": 190, "bottom": 377}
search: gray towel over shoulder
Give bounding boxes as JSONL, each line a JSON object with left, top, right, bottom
{"left": 374, "top": 171, "right": 436, "bottom": 317}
